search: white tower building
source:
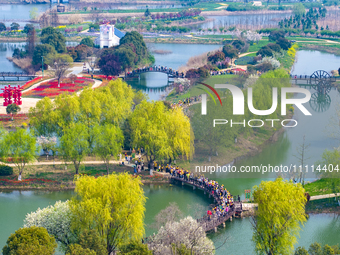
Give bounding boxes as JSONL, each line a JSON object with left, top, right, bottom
{"left": 99, "top": 24, "right": 125, "bottom": 49}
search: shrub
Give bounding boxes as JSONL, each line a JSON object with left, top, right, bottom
{"left": 267, "top": 43, "right": 281, "bottom": 52}
{"left": 0, "top": 165, "right": 13, "bottom": 176}
{"left": 235, "top": 56, "right": 254, "bottom": 65}
{"left": 2, "top": 226, "right": 57, "bottom": 255}
{"left": 256, "top": 62, "right": 274, "bottom": 72}
{"left": 276, "top": 38, "right": 291, "bottom": 51}
{"left": 257, "top": 46, "right": 273, "bottom": 57}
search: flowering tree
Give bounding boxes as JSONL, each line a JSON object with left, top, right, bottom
{"left": 259, "top": 57, "right": 281, "bottom": 69}
{"left": 24, "top": 200, "right": 75, "bottom": 250}
{"left": 36, "top": 136, "right": 57, "bottom": 161}
{"left": 149, "top": 216, "right": 215, "bottom": 255}
{"left": 245, "top": 30, "right": 262, "bottom": 44}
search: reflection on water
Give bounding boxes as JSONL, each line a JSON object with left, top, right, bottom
{"left": 309, "top": 92, "right": 332, "bottom": 113}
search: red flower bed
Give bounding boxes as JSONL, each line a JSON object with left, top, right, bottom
{"left": 21, "top": 76, "right": 51, "bottom": 90}
{"left": 0, "top": 175, "right": 60, "bottom": 186}
{"left": 82, "top": 75, "right": 116, "bottom": 89}
{"left": 22, "top": 77, "right": 94, "bottom": 98}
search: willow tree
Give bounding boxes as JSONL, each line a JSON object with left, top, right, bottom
{"left": 59, "top": 122, "right": 89, "bottom": 174}
{"left": 54, "top": 94, "right": 80, "bottom": 136}
{"left": 93, "top": 123, "right": 124, "bottom": 175}
{"left": 71, "top": 173, "right": 146, "bottom": 254}
{"left": 97, "top": 79, "right": 135, "bottom": 126}
{"left": 251, "top": 178, "right": 307, "bottom": 255}
{"left": 3, "top": 128, "right": 37, "bottom": 180}
{"left": 29, "top": 97, "right": 58, "bottom": 137}
{"left": 78, "top": 88, "right": 102, "bottom": 149}
{"left": 129, "top": 100, "right": 193, "bottom": 164}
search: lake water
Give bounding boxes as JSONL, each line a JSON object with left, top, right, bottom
{"left": 0, "top": 4, "right": 50, "bottom": 27}
{"left": 291, "top": 50, "right": 340, "bottom": 75}
{"left": 0, "top": 185, "right": 212, "bottom": 251}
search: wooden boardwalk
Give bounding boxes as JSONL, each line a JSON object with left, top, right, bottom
{"left": 171, "top": 176, "right": 242, "bottom": 232}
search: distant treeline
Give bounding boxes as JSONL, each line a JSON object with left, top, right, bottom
{"left": 259, "top": 28, "right": 340, "bottom": 38}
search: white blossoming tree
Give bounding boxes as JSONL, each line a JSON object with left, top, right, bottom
{"left": 245, "top": 30, "right": 262, "bottom": 44}
{"left": 259, "top": 57, "right": 281, "bottom": 69}
{"left": 23, "top": 200, "right": 75, "bottom": 250}
{"left": 149, "top": 216, "right": 215, "bottom": 255}
{"left": 36, "top": 136, "right": 57, "bottom": 163}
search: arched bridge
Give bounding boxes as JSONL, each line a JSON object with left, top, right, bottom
{"left": 125, "top": 65, "right": 185, "bottom": 80}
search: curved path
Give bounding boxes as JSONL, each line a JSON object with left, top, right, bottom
{"left": 170, "top": 175, "right": 242, "bottom": 232}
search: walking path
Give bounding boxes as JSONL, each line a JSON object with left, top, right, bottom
{"left": 310, "top": 193, "right": 340, "bottom": 201}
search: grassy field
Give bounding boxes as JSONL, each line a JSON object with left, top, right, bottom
{"left": 277, "top": 50, "right": 295, "bottom": 70}
{"left": 0, "top": 160, "right": 170, "bottom": 190}
{"left": 304, "top": 178, "right": 340, "bottom": 196}
{"left": 248, "top": 39, "right": 270, "bottom": 52}
{"left": 166, "top": 74, "right": 238, "bottom": 103}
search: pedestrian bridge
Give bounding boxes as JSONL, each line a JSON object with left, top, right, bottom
{"left": 125, "top": 66, "right": 185, "bottom": 80}
{"left": 170, "top": 176, "right": 243, "bottom": 232}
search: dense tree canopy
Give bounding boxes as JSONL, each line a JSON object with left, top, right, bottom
{"left": 32, "top": 44, "right": 56, "bottom": 66}
{"left": 98, "top": 31, "right": 153, "bottom": 76}
{"left": 251, "top": 178, "right": 307, "bottom": 255}
{"left": 129, "top": 100, "right": 193, "bottom": 163}
{"left": 40, "top": 27, "right": 66, "bottom": 53}
{"left": 0, "top": 22, "right": 6, "bottom": 32}
{"left": 222, "top": 44, "right": 239, "bottom": 60}
{"left": 2, "top": 226, "right": 57, "bottom": 255}
{"left": 80, "top": 37, "right": 94, "bottom": 47}
{"left": 71, "top": 173, "right": 146, "bottom": 254}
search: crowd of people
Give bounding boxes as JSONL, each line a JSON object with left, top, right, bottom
{"left": 125, "top": 65, "right": 185, "bottom": 78}
{"left": 170, "top": 95, "right": 201, "bottom": 108}
{"left": 120, "top": 152, "right": 240, "bottom": 222}
{"left": 170, "top": 167, "right": 240, "bottom": 221}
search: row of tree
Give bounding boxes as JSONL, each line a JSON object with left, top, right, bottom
{"left": 279, "top": 6, "right": 327, "bottom": 30}
{"left": 26, "top": 79, "right": 192, "bottom": 176}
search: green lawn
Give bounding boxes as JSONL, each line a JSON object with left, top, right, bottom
{"left": 304, "top": 178, "right": 340, "bottom": 196}
{"left": 166, "top": 74, "right": 238, "bottom": 103}
{"left": 277, "top": 51, "right": 295, "bottom": 70}
{"left": 248, "top": 39, "right": 270, "bottom": 52}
